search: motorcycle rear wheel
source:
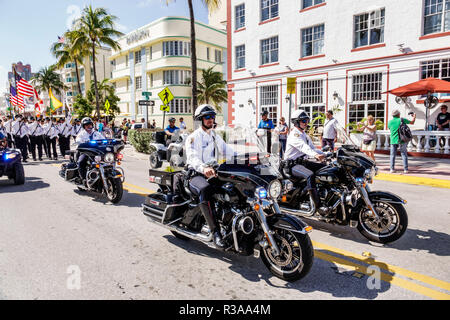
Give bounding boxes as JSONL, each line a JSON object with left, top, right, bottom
{"left": 260, "top": 228, "right": 314, "bottom": 282}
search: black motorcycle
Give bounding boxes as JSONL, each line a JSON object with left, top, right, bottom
{"left": 59, "top": 139, "right": 125, "bottom": 203}
{"left": 142, "top": 154, "right": 314, "bottom": 282}
{"left": 279, "top": 144, "right": 408, "bottom": 243}
{"left": 0, "top": 145, "right": 25, "bottom": 185}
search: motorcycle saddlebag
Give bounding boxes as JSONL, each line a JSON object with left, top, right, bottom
{"left": 148, "top": 169, "right": 175, "bottom": 187}
{"left": 142, "top": 192, "right": 187, "bottom": 224}
{"left": 60, "top": 162, "right": 78, "bottom": 180}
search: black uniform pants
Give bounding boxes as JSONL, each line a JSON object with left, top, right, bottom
{"left": 59, "top": 135, "right": 71, "bottom": 158}
{"left": 45, "top": 136, "right": 58, "bottom": 159}
{"left": 29, "top": 135, "right": 44, "bottom": 160}
{"left": 189, "top": 175, "right": 214, "bottom": 203}
{"left": 77, "top": 153, "right": 88, "bottom": 180}
{"left": 14, "top": 135, "right": 28, "bottom": 161}
{"left": 291, "top": 160, "right": 326, "bottom": 190}
{"left": 6, "top": 133, "right": 14, "bottom": 148}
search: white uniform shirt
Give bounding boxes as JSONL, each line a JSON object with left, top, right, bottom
{"left": 284, "top": 126, "right": 324, "bottom": 161}
{"left": 186, "top": 127, "right": 235, "bottom": 174}
{"left": 28, "top": 121, "right": 44, "bottom": 136}
{"left": 76, "top": 129, "right": 105, "bottom": 144}
{"left": 71, "top": 124, "right": 82, "bottom": 137}
{"left": 57, "top": 116, "right": 73, "bottom": 137}
{"left": 322, "top": 118, "right": 339, "bottom": 140}
{"left": 44, "top": 122, "right": 60, "bottom": 139}
{"left": 11, "top": 120, "right": 29, "bottom": 138}
{"left": 4, "top": 119, "right": 13, "bottom": 134}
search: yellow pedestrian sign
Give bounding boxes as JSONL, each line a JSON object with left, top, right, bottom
{"left": 105, "top": 99, "right": 111, "bottom": 114}
{"left": 160, "top": 105, "right": 170, "bottom": 112}
{"left": 158, "top": 87, "right": 174, "bottom": 106}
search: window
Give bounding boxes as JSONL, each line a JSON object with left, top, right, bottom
{"left": 302, "top": 0, "right": 324, "bottom": 9}
{"left": 261, "top": 36, "right": 278, "bottom": 65}
{"left": 301, "top": 24, "right": 324, "bottom": 57}
{"left": 163, "top": 70, "right": 191, "bottom": 85}
{"left": 135, "top": 50, "right": 142, "bottom": 64}
{"left": 261, "top": 0, "right": 278, "bottom": 22}
{"left": 162, "top": 41, "right": 191, "bottom": 57}
{"left": 424, "top": 0, "right": 450, "bottom": 35}
{"left": 352, "top": 73, "right": 383, "bottom": 101}
{"left": 235, "top": 3, "right": 245, "bottom": 30}
{"left": 350, "top": 72, "right": 385, "bottom": 125}
{"left": 260, "top": 85, "right": 279, "bottom": 124}
{"left": 126, "top": 55, "right": 129, "bottom": 67}
{"left": 214, "top": 49, "right": 222, "bottom": 63}
{"left": 354, "top": 8, "right": 385, "bottom": 48}
{"left": 236, "top": 45, "right": 245, "bottom": 69}
{"left": 169, "top": 99, "right": 192, "bottom": 114}
{"left": 420, "top": 58, "right": 450, "bottom": 97}
{"left": 206, "top": 48, "right": 210, "bottom": 61}
{"left": 299, "top": 80, "right": 325, "bottom": 128}
{"left": 135, "top": 76, "right": 142, "bottom": 90}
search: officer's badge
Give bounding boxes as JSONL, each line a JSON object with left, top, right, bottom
{"left": 294, "top": 132, "right": 300, "bottom": 138}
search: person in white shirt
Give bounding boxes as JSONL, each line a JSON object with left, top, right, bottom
{"left": 179, "top": 117, "right": 187, "bottom": 131}
{"left": 321, "top": 110, "right": 340, "bottom": 150}
{"left": 76, "top": 117, "right": 105, "bottom": 183}
{"left": 284, "top": 109, "right": 329, "bottom": 216}
{"left": 185, "top": 104, "right": 235, "bottom": 249}
{"left": 71, "top": 119, "right": 82, "bottom": 143}
{"left": 4, "top": 116, "right": 14, "bottom": 148}
{"left": 11, "top": 115, "right": 29, "bottom": 162}
{"left": 57, "top": 116, "right": 73, "bottom": 158}
{"left": 27, "top": 117, "right": 45, "bottom": 161}
{"left": 44, "top": 118, "right": 59, "bottom": 160}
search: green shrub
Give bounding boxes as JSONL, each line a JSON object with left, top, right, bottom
{"left": 128, "top": 129, "right": 157, "bottom": 154}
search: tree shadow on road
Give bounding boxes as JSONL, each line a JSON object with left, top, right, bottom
{"left": 163, "top": 234, "right": 392, "bottom": 299}
{"left": 0, "top": 176, "right": 50, "bottom": 192}
{"left": 71, "top": 188, "right": 145, "bottom": 208}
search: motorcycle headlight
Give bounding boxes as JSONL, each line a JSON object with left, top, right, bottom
{"left": 364, "top": 168, "right": 376, "bottom": 183}
{"left": 3, "top": 153, "right": 16, "bottom": 161}
{"left": 94, "top": 155, "right": 102, "bottom": 162}
{"left": 104, "top": 152, "right": 115, "bottom": 163}
{"left": 268, "top": 180, "right": 282, "bottom": 199}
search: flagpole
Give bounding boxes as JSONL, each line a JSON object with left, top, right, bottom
{"left": 11, "top": 64, "right": 17, "bottom": 118}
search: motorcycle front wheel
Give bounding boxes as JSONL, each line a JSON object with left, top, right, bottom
{"left": 105, "top": 177, "right": 123, "bottom": 204}
{"left": 260, "top": 228, "right": 314, "bottom": 282}
{"left": 357, "top": 201, "right": 408, "bottom": 243}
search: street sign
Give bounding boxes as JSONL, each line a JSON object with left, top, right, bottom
{"left": 105, "top": 99, "right": 110, "bottom": 114}
{"left": 160, "top": 105, "right": 170, "bottom": 112}
{"left": 287, "top": 78, "right": 296, "bottom": 94}
{"left": 139, "top": 100, "right": 155, "bottom": 106}
{"left": 158, "top": 87, "right": 174, "bottom": 106}
{"left": 142, "top": 91, "right": 152, "bottom": 100}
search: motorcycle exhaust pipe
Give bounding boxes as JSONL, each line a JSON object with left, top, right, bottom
{"left": 86, "top": 169, "right": 100, "bottom": 189}
{"left": 280, "top": 196, "right": 316, "bottom": 217}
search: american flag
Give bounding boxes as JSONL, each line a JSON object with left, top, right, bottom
{"left": 9, "top": 85, "right": 25, "bottom": 109}
{"left": 15, "top": 73, "right": 34, "bottom": 97}
{"left": 58, "top": 35, "right": 65, "bottom": 44}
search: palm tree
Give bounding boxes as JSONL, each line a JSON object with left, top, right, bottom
{"left": 72, "top": 5, "right": 124, "bottom": 117}
{"left": 50, "top": 30, "right": 87, "bottom": 97}
{"left": 197, "top": 66, "right": 227, "bottom": 112}
{"left": 31, "top": 65, "right": 66, "bottom": 95}
{"left": 164, "top": 0, "right": 222, "bottom": 116}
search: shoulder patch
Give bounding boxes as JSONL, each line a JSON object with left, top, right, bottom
{"left": 294, "top": 132, "right": 300, "bottom": 138}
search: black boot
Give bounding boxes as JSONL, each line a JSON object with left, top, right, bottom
{"left": 308, "top": 189, "right": 330, "bottom": 216}
{"left": 199, "top": 201, "right": 226, "bottom": 250}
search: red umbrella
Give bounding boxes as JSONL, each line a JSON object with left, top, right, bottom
{"left": 386, "top": 77, "right": 450, "bottom": 97}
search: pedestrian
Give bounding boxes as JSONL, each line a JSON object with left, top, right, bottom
{"left": 278, "top": 117, "right": 289, "bottom": 158}
{"left": 152, "top": 119, "right": 156, "bottom": 129}
{"left": 436, "top": 105, "right": 450, "bottom": 131}
{"left": 140, "top": 117, "right": 147, "bottom": 129}
{"left": 321, "top": 110, "right": 339, "bottom": 151}
{"left": 179, "top": 117, "right": 187, "bottom": 131}
{"left": 258, "top": 110, "right": 275, "bottom": 153}
{"left": 27, "top": 117, "right": 44, "bottom": 161}
{"left": 358, "top": 115, "right": 377, "bottom": 162}
{"left": 388, "top": 109, "right": 416, "bottom": 174}
{"left": 57, "top": 116, "right": 72, "bottom": 158}
{"left": 121, "top": 119, "right": 129, "bottom": 143}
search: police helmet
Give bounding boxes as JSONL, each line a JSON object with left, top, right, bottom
{"left": 194, "top": 104, "right": 216, "bottom": 121}
{"left": 291, "top": 109, "right": 310, "bottom": 127}
{"left": 81, "top": 117, "right": 94, "bottom": 129}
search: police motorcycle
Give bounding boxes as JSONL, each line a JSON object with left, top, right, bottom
{"left": 0, "top": 135, "right": 25, "bottom": 185}
{"left": 142, "top": 125, "right": 314, "bottom": 282}
{"left": 149, "top": 127, "right": 188, "bottom": 169}
{"left": 59, "top": 138, "right": 125, "bottom": 204}
{"left": 277, "top": 114, "right": 408, "bottom": 244}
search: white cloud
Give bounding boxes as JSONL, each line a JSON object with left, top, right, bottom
{"left": 115, "top": 22, "right": 129, "bottom": 32}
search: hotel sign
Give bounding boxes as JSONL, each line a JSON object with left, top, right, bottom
{"left": 126, "top": 29, "right": 150, "bottom": 45}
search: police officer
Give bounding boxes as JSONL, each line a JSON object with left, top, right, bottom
{"left": 75, "top": 117, "right": 105, "bottom": 184}
{"left": 71, "top": 119, "right": 82, "bottom": 143}
{"left": 44, "top": 117, "right": 59, "bottom": 160}
{"left": 284, "top": 109, "right": 329, "bottom": 216}
{"left": 185, "top": 104, "right": 235, "bottom": 249}
{"left": 28, "top": 117, "right": 44, "bottom": 161}
{"left": 11, "top": 115, "right": 29, "bottom": 162}
{"left": 57, "top": 116, "right": 73, "bottom": 158}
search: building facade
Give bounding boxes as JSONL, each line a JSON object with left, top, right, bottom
{"left": 226, "top": 0, "right": 450, "bottom": 131}
{"left": 60, "top": 47, "right": 112, "bottom": 108}
{"left": 109, "top": 16, "right": 227, "bottom": 129}
{"left": 8, "top": 61, "right": 34, "bottom": 82}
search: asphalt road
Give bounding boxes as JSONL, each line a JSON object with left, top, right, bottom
{"left": 0, "top": 147, "right": 449, "bottom": 300}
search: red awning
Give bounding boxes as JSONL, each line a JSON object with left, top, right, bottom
{"left": 385, "top": 78, "right": 450, "bottom": 97}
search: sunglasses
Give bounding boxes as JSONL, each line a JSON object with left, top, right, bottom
{"left": 300, "top": 119, "right": 309, "bottom": 123}
{"left": 204, "top": 115, "right": 215, "bottom": 120}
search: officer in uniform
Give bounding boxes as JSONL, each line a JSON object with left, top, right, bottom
{"left": 57, "top": 116, "right": 73, "bottom": 158}
{"left": 44, "top": 117, "right": 59, "bottom": 160}
{"left": 27, "top": 117, "right": 44, "bottom": 161}
{"left": 4, "top": 115, "right": 14, "bottom": 148}
{"left": 71, "top": 119, "right": 82, "bottom": 143}
{"left": 11, "top": 115, "right": 29, "bottom": 162}
{"left": 284, "top": 109, "right": 329, "bottom": 216}
{"left": 185, "top": 104, "right": 236, "bottom": 249}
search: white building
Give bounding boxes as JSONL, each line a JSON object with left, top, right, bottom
{"left": 109, "top": 16, "right": 227, "bottom": 129}
{"left": 226, "top": 0, "right": 450, "bottom": 131}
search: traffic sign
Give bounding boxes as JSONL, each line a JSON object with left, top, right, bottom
{"left": 287, "top": 78, "right": 296, "bottom": 94}
{"left": 142, "top": 91, "right": 152, "bottom": 100}
{"left": 105, "top": 99, "right": 110, "bottom": 113}
{"left": 139, "top": 100, "right": 155, "bottom": 106}
{"left": 160, "top": 105, "right": 170, "bottom": 112}
{"left": 158, "top": 87, "right": 174, "bottom": 106}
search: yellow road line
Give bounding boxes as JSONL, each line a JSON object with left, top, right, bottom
{"left": 313, "top": 240, "right": 450, "bottom": 294}
{"left": 123, "top": 182, "right": 155, "bottom": 193}
{"left": 375, "top": 173, "right": 450, "bottom": 189}
{"left": 315, "top": 251, "right": 450, "bottom": 300}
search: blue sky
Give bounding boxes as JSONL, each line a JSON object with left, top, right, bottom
{"left": 0, "top": 0, "right": 211, "bottom": 94}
